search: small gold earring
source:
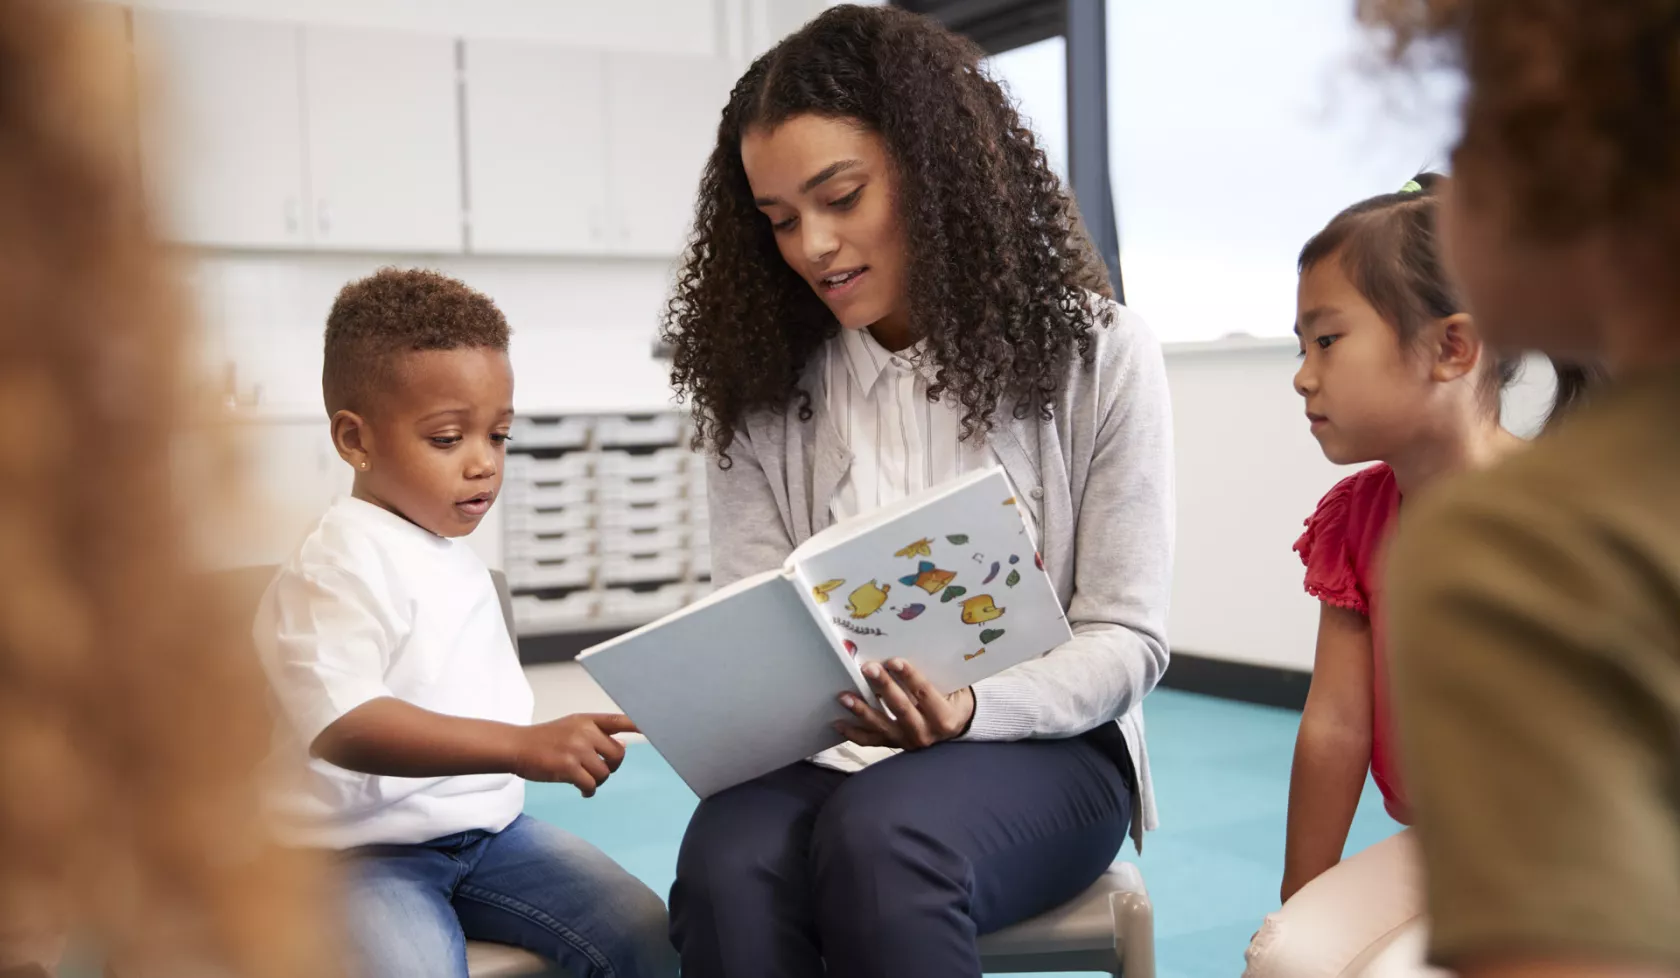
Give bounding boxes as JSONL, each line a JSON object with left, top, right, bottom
{"left": 359, "top": 461, "right": 368, "bottom": 470}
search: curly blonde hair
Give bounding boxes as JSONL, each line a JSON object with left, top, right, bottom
{"left": 1360, "top": 0, "right": 1680, "bottom": 249}
{"left": 0, "top": 3, "right": 337, "bottom": 975}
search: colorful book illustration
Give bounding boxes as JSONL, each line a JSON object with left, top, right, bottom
{"left": 578, "top": 467, "right": 1071, "bottom": 799}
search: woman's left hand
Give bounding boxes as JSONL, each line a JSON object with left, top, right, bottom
{"left": 836, "top": 659, "right": 976, "bottom": 750}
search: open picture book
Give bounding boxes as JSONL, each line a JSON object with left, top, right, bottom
{"left": 578, "top": 467, "right": 1072, "bottom": 797}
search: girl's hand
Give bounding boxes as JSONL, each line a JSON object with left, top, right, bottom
{"left": 836, "top": 659, "right": 975, "bottom": 750}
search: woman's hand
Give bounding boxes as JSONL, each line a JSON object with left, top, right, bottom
{"left": 836, "top": 659, "right": 975, "bottom": 750}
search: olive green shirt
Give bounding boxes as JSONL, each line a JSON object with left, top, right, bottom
{"left": 1386, "top": 361, "right": 1680, "bottom": 970}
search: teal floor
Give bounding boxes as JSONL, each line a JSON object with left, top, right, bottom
{"left": 526, "top": 688, "right": 1401, "bottom": 978}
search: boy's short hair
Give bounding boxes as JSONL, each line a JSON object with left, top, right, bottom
{"left": 322, "top": 267, "right": 510, "bottom": 416}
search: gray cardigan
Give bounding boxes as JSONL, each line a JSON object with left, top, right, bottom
{"left": 704, "top": 301, "right": 1174, "bottom": 847}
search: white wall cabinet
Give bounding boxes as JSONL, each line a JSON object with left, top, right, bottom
{"left": 133, "top": 12, "right": 311, "bottom": 249}
{"left": 605, "top": 53, "right": 736, "bottom": 256}
{"left": 136, "top": 9, "right": 734, "bottom": 258}
{"left": 463, "top": 45, "right": 734, "bottom": 257}
{"left": 302, "top": 26, "right": 464, "bottom": 252}
{"left": 135, "top": 11, "right": 463, "bottom": 253}
{"left": 463, "top": 40, "right": 610, "bottom": 254}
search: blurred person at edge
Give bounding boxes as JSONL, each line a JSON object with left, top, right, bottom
{"left": 1361, "top": 3, "right": 1680, "bottom": 978}
{"left": 0, "top": 3, "right": 339, "bottom": 977}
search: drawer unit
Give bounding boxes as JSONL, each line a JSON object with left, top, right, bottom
{"left": 599, "top": 583, "right": 692, "bottom": 622}
{"left": 510, "top": 416, "right": 594, "bottom": 450}
{"left": 599, "top": 523, "right": 686, "bottom": 556}
{"left": 598, "top": 498, "right": 688, "bottom": 532}
{"left": 595, "top": 413, "right": 684, "bottom": 447}
{"left": 596, "top": 447, "right": 687, "bottom": 480}
{"left": 505, "top": 555, "right": 596, "bottom": 591}
{"left": 511, "top": 591, "right": 598, "bottom": 633}
{"left": 600, "top": 551, "right": 687, "bottom": 586}
{"left": 506, "top": 451, "right": 595, "bottom": 482}
{"left": 502, "top": 411, "right": 710, "bottom": 643}
{"left": 597, "top": 474, "right": 683, "bottom": 506}
{"left": 505, "top": 529, "right": 596, "bottom": 561}
{"left": 505, "top": 504, "right": 594, "bottom": 535}
{"left": 502, "top": 481, "right": 593, "bottom": 509}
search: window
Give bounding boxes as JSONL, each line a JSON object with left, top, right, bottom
{"left": 1106, "top": 0, "right": 1461, "bottom": 342}
{"left": 984, "top": 36, "right": 1068, "bottom": 185}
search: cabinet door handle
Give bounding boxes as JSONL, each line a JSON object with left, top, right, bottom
{"left": 589, "top": 205, "right": 605, "bottom": 243}
{"left": 284, "top": 198, "right": 300, "bottom": 236}
{"left": 317, "top": 200, "right": 332, "bottom": 236}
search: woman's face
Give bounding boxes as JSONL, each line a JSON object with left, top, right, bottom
{"left": 740, "top": 114, "right": 910, "bottom": 335}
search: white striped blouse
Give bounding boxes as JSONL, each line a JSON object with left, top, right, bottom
{"left": 811, "top": 325, "right": 1032, "bottom": 773}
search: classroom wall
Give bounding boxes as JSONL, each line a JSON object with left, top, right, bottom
{"left": 124, "top": 0, "right": 767, "bottom": 58}
{"left": 1168, "top": 343, "right": 1559, "bottom": 671}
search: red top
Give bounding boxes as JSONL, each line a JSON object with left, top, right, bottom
{"left": 1293, "top": 463, "right": 1408, "bottom": 823}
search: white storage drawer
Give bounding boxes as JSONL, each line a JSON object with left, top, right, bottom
{"left": 594, "top": 413, "right": 683, "bottom": 447}
{"left": 506, "top": 504, "right": 593, "bottom": 534}
{"left": 505, "top": 555, "right": 596, "bottom": 591}
{"left": 599, "top": 583, "right": 691, "bottom": 621}
{"left": 596, "top": 447, "right": 687, "bottom": 479}
{"left": 690, "top": 546, "right": 712, "bottom": 578}
{"left": 600, "top": 551, "right": 686, "bottom": 585}
{"left": 506, "top": 451, "right": 595, "bottom": 481}
{"left": 511, "top": 416, "right": 593, "bottom": 450}
{"left": 511, "top": 591, "right": 597, "bottom": 633}
{"left": 598, "top": 498, "right": 687, "bottom": 531}
{"left": 599, "top": 524, "right": 686, "bottom": 556}
{"left": 597, "top": 475, "right": 683, "bottom": 506}
{"left": 503, "top": 481, "right": 593, "bottom": 508}
{"left": 505, "top": 529, "right": 596, "bottom": 561}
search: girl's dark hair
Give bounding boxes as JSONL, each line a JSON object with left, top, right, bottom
{"left": 1298, "top": 172, "right": 1595, "bottom": 429}
{"left": 662, "top": 4, "right": 1115, "bottom": 461}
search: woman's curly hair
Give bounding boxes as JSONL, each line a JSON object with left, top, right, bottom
{"left": 662, "top": 4, "right": 1116, "bottom": 461}
{"left": 1361, "top": 0, "right": 1680, "bottom": 250}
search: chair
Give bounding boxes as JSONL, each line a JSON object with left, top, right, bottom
{"left": 977, "top": 861, "right": 1155, "bottom": 978}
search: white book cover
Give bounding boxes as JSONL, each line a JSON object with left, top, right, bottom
{"left": 579, "top": 467, "right": 1070, "bottom": 798}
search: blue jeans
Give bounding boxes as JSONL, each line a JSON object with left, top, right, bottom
{"left": 340, "top": 814, "right": 676, "bottom": 978}
{"left": 670, "top": 734, "right": 1134, "bottom": 978}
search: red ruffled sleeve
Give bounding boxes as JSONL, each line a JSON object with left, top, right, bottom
{"left": 1294, "top": 474, "right": 1369, "bottom": 615}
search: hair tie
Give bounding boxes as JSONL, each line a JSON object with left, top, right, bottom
{"left": 1399, "top": 179, "right": 1425, "bottom": 194}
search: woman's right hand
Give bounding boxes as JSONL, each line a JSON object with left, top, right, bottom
{"left": 511, "top": 713, "right": 639, "bottom": 797}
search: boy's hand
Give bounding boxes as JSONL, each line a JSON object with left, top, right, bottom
{"left": 512, "top": 713, "right": 639, "bottom": 797}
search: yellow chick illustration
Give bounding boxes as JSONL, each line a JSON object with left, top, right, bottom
{"left": 960, "top": 594, "right": 1005, "bottom": 625}
{"left": 895, "top": 537, "right": 934, "bottom": 559}
{"left": 811, "top": 579, "right": 845, "bottom": 604}
{"left": 847, "top": 580, "right": 892, "bottom": 619}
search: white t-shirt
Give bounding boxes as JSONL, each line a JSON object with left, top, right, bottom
{"left": 812, "top": 327, "right": 1037, "bottom": 773}
{"left": 254, "top": 495, "right": 534, "bottom": 849}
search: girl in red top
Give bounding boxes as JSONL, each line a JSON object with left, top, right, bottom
{"left": 1243, "top": 175, "right": 1597, "bottom": 978}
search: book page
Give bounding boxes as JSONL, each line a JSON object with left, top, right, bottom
{"left": 787, "top": 468, "right": 1073, "bottom": 696}
{"left": 783, "top": 467, "right": 998, "bottom": 568}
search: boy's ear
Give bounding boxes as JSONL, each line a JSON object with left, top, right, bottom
{"left": 331, "top": 409, "right": 372, "bottom": 471}
{"left": 1430, "top": 312, "right": 1483, "bottom": 383}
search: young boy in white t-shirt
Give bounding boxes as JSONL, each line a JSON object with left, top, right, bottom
{"left": 254, "top": 268, "right": 675, "bottom": 978}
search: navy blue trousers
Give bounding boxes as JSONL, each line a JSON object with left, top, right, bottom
{"left": 668, "top": 733, "right": 1134, "bottom": 978}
